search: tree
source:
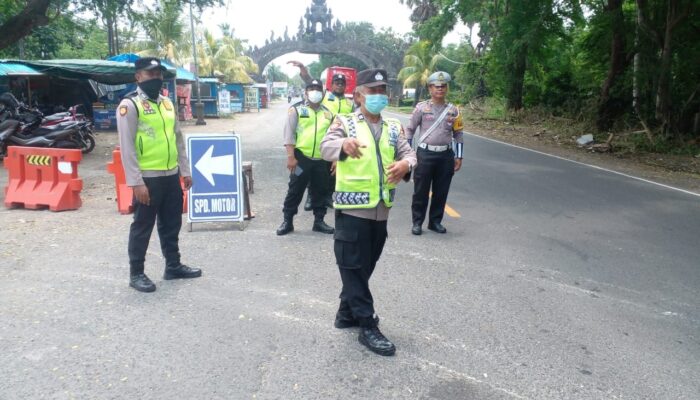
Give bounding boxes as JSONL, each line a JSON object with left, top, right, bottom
{"left": 264, "top": 64, "right": 287, "bottom": 82}
{"left": 0, "top": 0, "right": 53, "bottom": 51}
{"left": 0, "top": 0, "right": 224, "bottom": 53}
{"left": 398, "top": 40, "right": 442, "bottom": 105}
{"left": 196, "top": 28, "right": 258, "bottom": 83}
{"left": 137, "top": 0, "right": 187, "bottom": 61}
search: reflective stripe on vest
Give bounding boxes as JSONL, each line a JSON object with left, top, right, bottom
{"left": 133, "top": 96, "right": 178, "bottom": 171}
{"left": 322, "top": 92, "right": 353, "bottom": 116}
{"left": 295, "top": 104, "right": 333, "bottom": 159}
{"left": 334, "top": 115, "right": 400, "bottom": 209}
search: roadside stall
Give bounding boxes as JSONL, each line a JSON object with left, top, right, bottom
{"left": 0, "top": 62, "right": 45, "bottom": 107}
{"left": 223, "top": 83, "right": 245, "bottom": 113}
{"left": 252, "top": 83, "right": 269, "bottom": 109}
{"left": 196, "top": 78, "right": 222, "bottom": 117}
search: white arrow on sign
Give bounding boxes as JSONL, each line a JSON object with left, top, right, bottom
{"left": 195, "top": 145, "right": 234, "bottom": 186}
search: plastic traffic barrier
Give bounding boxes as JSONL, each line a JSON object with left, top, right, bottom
{"left": 3, "top": 146, "right": 83, "bottom": 211}
{"left": 106, "top": 147, "right": 188, "bottom": 214}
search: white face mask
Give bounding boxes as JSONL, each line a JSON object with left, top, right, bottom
{"left": 307, "top": 90, "right": 323, "bottom": 104}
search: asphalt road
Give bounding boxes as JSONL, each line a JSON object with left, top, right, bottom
{"left": 0, "top": 101, "right": 698, "bottom": 399}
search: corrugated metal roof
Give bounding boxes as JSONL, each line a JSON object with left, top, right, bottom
{"left": 0, "top": 62, "right": 43, "bottom": 76}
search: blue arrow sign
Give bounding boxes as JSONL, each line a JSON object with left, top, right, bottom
{"left": 187, "top": 134, "right": 243, "bottom": 222}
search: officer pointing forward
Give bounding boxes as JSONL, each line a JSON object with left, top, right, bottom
{"left": 405, "top": 71, "right": 464, "bottom": 235}
{"left": 321, "top": 69, "right": 416, "bottom": 356}
{"left": 116, "top": 57, "right": 202, "bottom": 293}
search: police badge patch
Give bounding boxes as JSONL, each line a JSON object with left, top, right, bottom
{"left": 162, "top": 99, "right": 173, "bottom": 111}
{"left": 142, "top": 100, "right": 156, "bottom": 115}
{"left": 119, "top": 105, "right": 128, "bottom": 116}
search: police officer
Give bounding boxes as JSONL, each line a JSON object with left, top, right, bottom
{"left": 321, "top": 69, "right": 416, "bottom": 356}
{"left": 276, "top": 79, "right": 335, "bottom": 236}
{"left": 406, "top": 71, "right": 464, "bottom": 235}
{"left": 116, "top": 57, "right": 201, "bottom": 293}
{"left": 322, "top": 73, "right": 354, "bottom": 115}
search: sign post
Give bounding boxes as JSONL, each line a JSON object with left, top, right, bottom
{"left": 186, "top": 133, "right": 244, "bottom": 230}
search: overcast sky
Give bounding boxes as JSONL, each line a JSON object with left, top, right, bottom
{"left": 200, "top": 0, "right": 469, "bottom": 75}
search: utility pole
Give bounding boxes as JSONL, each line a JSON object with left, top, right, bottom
{"left": 190, "top": 3, "right": 206, "bottom": 125}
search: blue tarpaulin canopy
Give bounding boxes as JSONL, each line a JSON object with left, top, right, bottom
{"left": 109, "top": 54, "right": 194, "bottom": 82}
{"left": 0, "top": 62, "right": 43, "bottom": 76}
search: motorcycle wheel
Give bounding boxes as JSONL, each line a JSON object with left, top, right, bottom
{"left": 54, "top": 140, "right": 80, "bottom": 149}
{"left": 81, "top": 134, "right": 96, "bottom": 154}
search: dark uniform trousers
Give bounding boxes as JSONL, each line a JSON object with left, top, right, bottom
{"left": 412, "top": 148, "right": 455, "bottom": 226}
{"left": 283, "top": 149, "right": 331, "bottom": 218}
{"left": 128, "top": 173, "right": 183, "bottom": 275}
{"left": 334, "top": 211, "right": 388, "bottom": 328}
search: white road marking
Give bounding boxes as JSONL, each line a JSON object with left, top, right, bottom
{"left": 465, "top": 132, "right": 700, "bottom": 198}
{"left": 384, "top": 110, "right": 699, "bottom": 198}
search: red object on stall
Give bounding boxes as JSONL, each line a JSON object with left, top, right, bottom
{"left": 3, "top": 147, "right": 83, "bottom": 211}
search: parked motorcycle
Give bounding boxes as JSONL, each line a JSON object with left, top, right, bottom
{"left": 0, "top": 93, "right": 95, "bottom": 155}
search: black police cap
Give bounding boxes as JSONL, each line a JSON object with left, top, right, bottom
{"left": 356, "top": 68, "right": 388, "bottom": 87}
{"left": 135, "top": 57, "right": 166, "bottom": 72}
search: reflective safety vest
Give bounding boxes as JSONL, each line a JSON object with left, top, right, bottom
{"left": 131, "top": 95, "right": 178, "bottom": 171}
{"left": 333, "top": 114, "right": 401, "bottom": 209}
{"left": 294, "top": 103, "right": 334, "bottom": 159}
{"left": 322, "top": 92, "right": 353, "bottom": 116}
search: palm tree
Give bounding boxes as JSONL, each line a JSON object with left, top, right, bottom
{"left": 197, "top": 29, "right": 258, "bottom": 83}
{"left": 398, "top": 40, "right": 441, "bottom": 105}
{"left": 137, "top": 0, "right": 188, "bottom": 62}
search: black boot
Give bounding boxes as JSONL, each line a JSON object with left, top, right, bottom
{"left": 427, "top": 221, "right": 447, "bottom": 233}
{"left": 276, "top": 216, "right": 294, "bottom": 235}
{"left": 163, "top": 264, "right": 202, "bottom": 280}
{"left": 411, "top": 223, "right": 422, "bottom": 235}
{"left": 359, "top": 326, "right": 396, "bottom": 356}
{"left": 312, "top": 217, "right": 334, "bottom": 234}
{"left": 130, "top": 273, "right": 156, "bottom": 292}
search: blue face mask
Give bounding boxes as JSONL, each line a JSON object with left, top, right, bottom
{"left": 364, "top": 94, "right": 388, "bottom": 114}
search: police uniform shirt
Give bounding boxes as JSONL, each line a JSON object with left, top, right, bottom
{"left": 320, "top": 110, "right": 417, "bottom": 221}
{"left": 322, "top": 91, "right": 353, "bottom": 115}
{"left": 283, "top": 100, "right": 333, "bottom": 155}
{"left": 116, "top": 87, "right": 191, "bottom": 186}
{"left": 405, "top": 101, "right": 464, "bottom": 146}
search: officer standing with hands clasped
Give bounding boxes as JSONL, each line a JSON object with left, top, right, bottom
{"left": 276, "top": 79, "right": 335, "bottom": 236}
{"left": 116, "top": 57, "right": 202, "bottom": 293}
{"left": 406, "top": 71, "right": 464, "bottom": 235}
{"left": 321, "top": 69, "right": 417, "bottom": 356}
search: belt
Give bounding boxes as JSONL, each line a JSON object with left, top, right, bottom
{"left": 418, "top": 142, "right": 452, "bottom": 152}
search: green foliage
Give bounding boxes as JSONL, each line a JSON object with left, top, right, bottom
{"left": 403, "top": 0, "right": 700, "bottom": 143}
{"left": 264, "top": 64, "right": 287, "bottom": 82}
{"left": 305, "top": 22, "right": 410, "bottom": 78}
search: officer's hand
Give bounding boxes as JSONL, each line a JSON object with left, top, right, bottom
{"left": 342, "top": 138, "right": 366, "bottom": 159}
{"left": 330, "top": 161, "right": 337, "bottom": 176}
{"left": 287, "top": 156, "right": 298, "bottom": 173}
{"left": 133, "top": 185, "right": 150, "bottom": 206}
{"left": 454, "top": 158, "right": 462, "bottom": 172}
{"left": 182, "top": 176, "right": 193, "bottom": 190}
{"left": 386, "top": 160, "right": 410, "bottom": 184}
{"left": 287, "top": 61, "right": 310, "bottom": 79}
